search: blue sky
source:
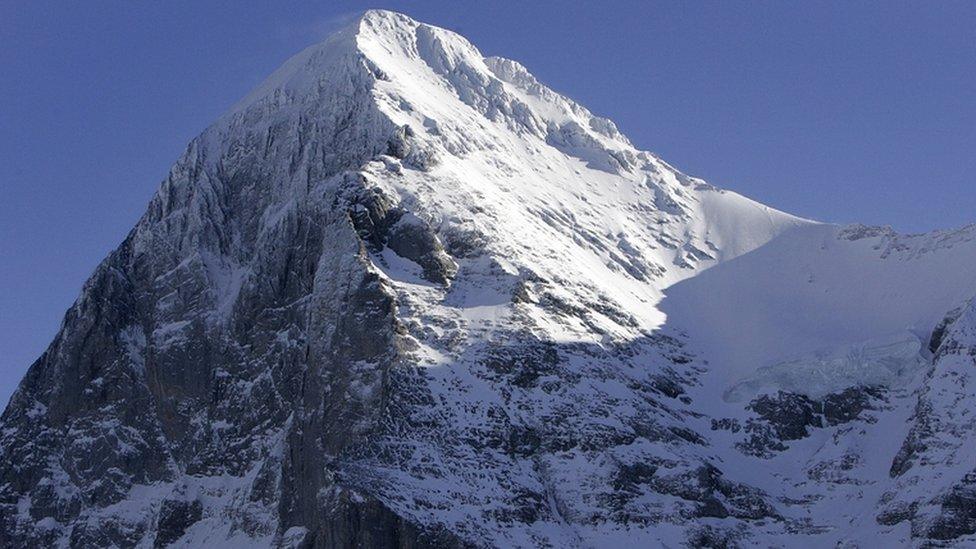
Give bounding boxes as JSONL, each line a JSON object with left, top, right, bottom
{"left": 1, "top": 1, "right": 974, "bottom": 405}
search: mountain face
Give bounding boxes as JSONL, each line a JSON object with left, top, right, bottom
{"left": 2, "top": 10, "right": 976, "bottom": 548}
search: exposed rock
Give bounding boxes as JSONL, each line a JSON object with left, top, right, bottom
{"left": 481, "top": 338, "right": 559, "bottom": 388}
{"left": 346, "top": 184, "right": 457, "bottom": 284}
{"left": 385, "top": 213, "right": 458, "bottom": 284}
{"left": 925, "top": 479, "right": 976, "bottom": 541}
{"left": 929, "top": 306, "right": 963, "bottom": 354}
{"left": 650, "top": 464, "right": 779, "bottom": 522}
{"left": 154, "top": 499, "right": 203, "bottom": 548}
{"left": 735, "top": 387, "right": 883, "bottom": 457}
{"left": 299, "top": 490, "right": 472, "bottom": 549}
{"left": 821, "top": 386, "right": 884, "bottom": 426}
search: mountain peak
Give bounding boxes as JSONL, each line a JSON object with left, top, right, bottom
{"left": 6, "top": 9, "right": 976, "bottom": 549}
{"left": 356, "top": 8, "right": 483, "bottom": 64}
{"left": 225, "top": 9, "right": 644, "bottom": 176}
{"left": 227, "top": 10, "right": 475, "bottom": 113}
{"left": 357, "top": 8, "right": 421, "bottom": 29}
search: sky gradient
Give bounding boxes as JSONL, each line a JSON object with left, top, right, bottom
{"left": 1, "top": 1, "right": 974, "bottom": 405}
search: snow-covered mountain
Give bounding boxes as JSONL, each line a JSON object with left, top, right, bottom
{"left": 2, "top": 10, "right": 975, "bottom": 548}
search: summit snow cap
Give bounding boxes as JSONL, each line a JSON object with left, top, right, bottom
{"left": 228, "top": 9, "right": 641, "bottom": 175}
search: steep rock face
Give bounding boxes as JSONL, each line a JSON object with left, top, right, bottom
{"left": 2, "top": 9, "right": 976, "bottom": 548}
{"left": 0, "top": 15, "right": 418, "bottom": 546}
{"left": 878, "top": 300, "right": 976, "bottom": 543}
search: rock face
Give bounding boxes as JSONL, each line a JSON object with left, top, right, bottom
{"left": 879, "top": 300, "right": 976, "bottom": 541}
{"left": 2, "top": 9, "right": 976, "bottom": 548}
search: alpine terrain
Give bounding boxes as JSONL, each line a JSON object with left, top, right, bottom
{"left": 3, "top": 10, "right": 976, "bottom": 548}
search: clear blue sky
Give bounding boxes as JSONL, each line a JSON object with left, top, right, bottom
{"left": 1, "top": 1, "right": 974, "bottom": 405}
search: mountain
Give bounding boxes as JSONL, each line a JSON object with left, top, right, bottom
{"left": 2, "top": 10, "right": 975, "bottom": 548}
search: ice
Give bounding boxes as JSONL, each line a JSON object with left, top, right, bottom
{"left": 724, "top": 331, "right": 929, "bottom": 401}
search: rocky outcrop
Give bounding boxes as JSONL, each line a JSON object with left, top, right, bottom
{"left": 347, "top": 183, "right": 457, "bottom": 284}
{"left": 714, "top": 387, "right": 884, "bottom": 458}
{"left": 299, "top": 491, "right": 471, "bottom": 549}
{"left": 155, "top": 499, "right": 203, "bottom": 548}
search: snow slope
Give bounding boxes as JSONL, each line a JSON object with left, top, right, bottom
{"left": 664, "top": 223, "right": 976, "bottom": 397}
{"left": 2, "top": 9, "right": 975, "bottom": 548}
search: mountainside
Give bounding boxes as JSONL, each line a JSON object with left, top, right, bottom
{"left": 2, "top": 10, "right": 975, "bottom": 548}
